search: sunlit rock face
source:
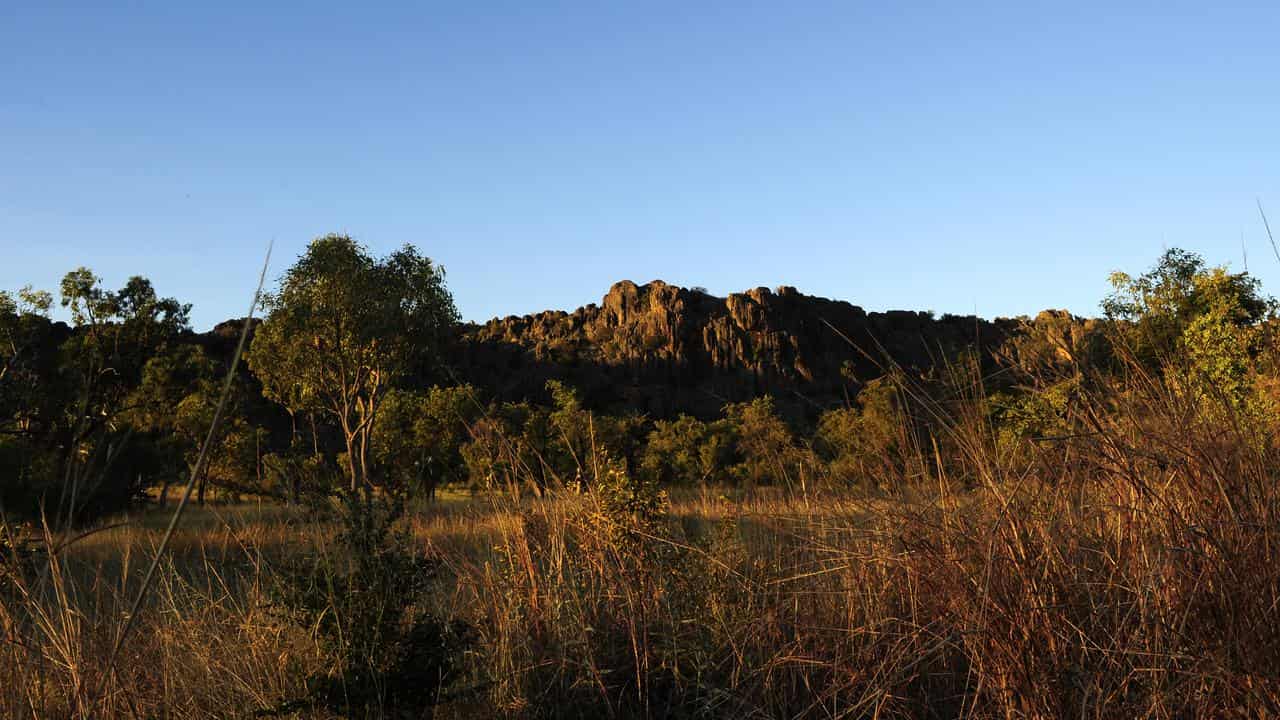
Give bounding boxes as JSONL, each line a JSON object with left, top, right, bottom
{"left": 452, "top": 281, "right": 1017, "bottom": 419}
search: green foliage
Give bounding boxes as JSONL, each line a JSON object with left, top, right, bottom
{"left": 640, "top": 414, "right": 732, "bottom": 486}
{"left": 0, "top": 287, "right": 58, "bottom": 440}
{"left": 271, "top": 491, "right": 471, "bottom": 716}
{"left": 1103, "top": 248, "right": 1276, "bottom": 408}
{"left": 1103, "top": 249, "right": 1271, "bottom": 331}
{"left": 260, "top": 451, "right": 335, "bottom": 504}
{"left": 640, "top": 414, "right": 706, "bottom": 485}
{"left": 460, "top": 383, "right": 649, "bottom": 497}
{"left": 588, "top": 451, "right": 670, "bottom": 549}
{"left": 0, "top": 285, "right": 53, "bottom": 376}
{"left": 460, "top": 400, "right": 554, "bottom": 495}
{"left": 815, "top": 376, "right": 905, "bottom": 486}
{"left": 542, "top": 380, "right": 647, "bottom": 486}
{"left": 638, "top": 397, "right": 814, "bottom": 489}
{"left": 372, "top": 384, "right": 481, "bottom": 499}
{"left": 125, "top": 344, "right": 272, "bottom": 503}
{"left": 544, "top": 379, "right": 592, "bottom": 480}
{"left": 1, "top": 271, "right": 191, "bottom": 523}
{"left": 722, "top": 396, "right": 804, "bottom": 486}
{"left": 247, "top": 235, "right": 459, "bottom": 492}
{"left": 989, "top": 378, "right": 1077, "bottom": 443}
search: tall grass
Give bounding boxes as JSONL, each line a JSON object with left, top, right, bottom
{"left": 4, "top": 345, "right": 1280, "bottom": 717}
{"left": 0, "top": 506, "right": 324, "bottom": 717}
{"left": 435, "top": 348, "right": 1280, "bottom": 717}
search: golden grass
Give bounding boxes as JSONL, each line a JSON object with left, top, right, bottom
{"left": 3, "top": 470, "right": 1279, "bottom": 719}
{"left": 7, "top": 357, "right": 1280, "bottom": 717}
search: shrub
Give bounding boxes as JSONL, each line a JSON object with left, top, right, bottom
{"left": 722, "top": 396, "right": 815, "bottom": 488}
{"left": 640, "top": 414, "right": 717, "bottom": 486}
{"left": 269, "top": 490, "right": 471, "bottom": 717}
{"left": 815, "top": 376, "right": 906, "bottom": 486}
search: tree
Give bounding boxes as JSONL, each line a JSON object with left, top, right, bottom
{"left": 536, "top": 380, "right": 646, "bottom": 490}
{"left": 0, "top": 287, "right": 57, "bottom": 435}
{"left": 640, "top": 414, "right": 732, "bottom": 486}
{"left": 57, "top": 270, "right": 191, "bottom": 426}
{"left": 1103, "top": 248, "right": 1275, "bottom": 404}
{"left": 1103, "top": 249, "right": 1270, "bottom": 328}
{"left": 126, "top": 344, "right": 267, "bottom": 505}
{"left": 247, "top": 235, "right": 459, "bottom": 492}
{"left": 126, "top": 344, "right": 216, "bottom": 502}
{"left": 460, "top": 401, "right": 541, "bottom": 496}
{"left": 722, "top": 396, "right": 805, "bottom": 487}
{"left": 371, "top": 385, "right": 481, "bottom": 499}
{"left": 815, "top": 376, "right": 907, "bottom": 486}
{"left": 544, "top": 380, "right": 591, "bottom": 479}
{"left": 0, "top": 271, "right": 190, "bottom": 522}
{"left": 57, "top": 271, "right": 190, "bottom": 521}
{"left": 0, "top": 286, "right": 53, "bottom": 383}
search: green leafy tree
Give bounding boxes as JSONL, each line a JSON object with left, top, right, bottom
{"left": 545, "top": 380, "right": 592, "bottom": 480}
{"left": 57, "top": 270, "right": 190, "bottom": 427}
{"left": 815, "top": 376, "right": 906, "bottom": 486}
{"left": 640, "top": 414, "right": 732, "bottom": 486}
{"left": 587, "top": 450, "right": 669, "bottom": 551}
{"left": 0, "top": 288, "right": 62, "bottom": 517}
{"left": 126, "top": 344, "right": 218, "bottom": 502}
{"left": 0, "top": 287, "right": 53, "bottom": 384}
{"left": 0, "top": 287, "right": 58, "bottom": 437}
{"left": 722, "top": 396, "right": 805, "bottom": 486}
{"left": 537, "top": 380, "right": 647, "bottom": 489}
{"left": 1103, "top": 248, "right": 1275, "bottom": 405}
{"left": 46, "top": 270, "right": 189, "bottom": 521}
{"left": 371, "top": 384, "right": 481, "bottom": 499}
{"left": 460, "top": 404, "right": 533, "bottom": 495}
{"left": 128, "top": 345, "right": 268, "bottom": 504}
{"left": 247, "top": 235, "right": 459, "bottom": 492}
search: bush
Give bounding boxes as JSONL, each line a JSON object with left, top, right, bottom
{"left": 269, "top": 490, "right": 470, "bottom": 716}
{"left": 722, "top": 396, "right": 814, "bottom": 487}
{"left": 639, "top": 414, "right": 729, "bottom": 486}
{"left": 815, "top": 376, "right": 906, "bottom": 487}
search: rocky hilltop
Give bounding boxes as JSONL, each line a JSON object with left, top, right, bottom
{"left": 453, "top": 280, "right": 1016, "bottom": 419}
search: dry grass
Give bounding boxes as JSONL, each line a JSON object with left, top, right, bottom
{"left": 5, "top": 362, "right": 1280, "bottom": 718}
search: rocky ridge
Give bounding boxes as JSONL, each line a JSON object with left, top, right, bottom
{"left": 453, "top": 280, "right": 1018, "bottom": 419}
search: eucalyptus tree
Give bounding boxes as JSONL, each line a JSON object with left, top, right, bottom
{"left": 0, "top": 271, "right": 191, "bottom": 521}
{"left": 0, "top": 287, "right": 55, "bottom": 431}
{"left": 247, "top": 235, "right": 459, "bottom": 492}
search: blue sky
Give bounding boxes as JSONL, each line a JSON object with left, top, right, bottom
{"left": 4, "top": 1, "right": 1280, "bottom": 330}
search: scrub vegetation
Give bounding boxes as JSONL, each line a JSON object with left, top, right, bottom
{"left": 4, "top": 237, "right": 1280, "bottom": 717}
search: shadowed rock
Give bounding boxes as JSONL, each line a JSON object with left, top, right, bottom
{"left": 452, "top": 281, "right": 1018, "bottom": 419}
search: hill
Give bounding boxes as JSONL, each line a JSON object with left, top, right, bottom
{"left": 453, "top": 280, "right": 1018, "bottom": 418}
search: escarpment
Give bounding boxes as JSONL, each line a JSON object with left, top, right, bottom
{"left": 451, "top": 281, "right": 1019, "bottom": 419}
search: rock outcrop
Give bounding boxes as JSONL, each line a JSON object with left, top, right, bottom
{"left": 453, "top": 281, "right": 1016, "bottom": 419}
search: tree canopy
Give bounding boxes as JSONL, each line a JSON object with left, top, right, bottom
{"left": 247, "top": 235, "right": 459, "bottom": 491}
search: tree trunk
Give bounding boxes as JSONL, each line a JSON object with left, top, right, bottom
{"left": 358, "top": 426, "right": 369, "bottom": 491}
{"left": 344, "top": 431, "right": 359, "bottom": 492}
{"left": 417, "top": 457, "right": 437, "bottom": 502}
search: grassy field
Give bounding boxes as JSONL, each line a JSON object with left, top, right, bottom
{"left": 9, "top": 246, "right": 1280, "bottom": 717}
{"left": 6, "top": 329, "right": 1280, "bottom": 718}
{"left": 6, "top": 448, "right": 1279, "bottom": 720}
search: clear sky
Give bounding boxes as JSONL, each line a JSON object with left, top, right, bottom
{"left": 4, "top": 1, "right": 1280, "bottom": 330}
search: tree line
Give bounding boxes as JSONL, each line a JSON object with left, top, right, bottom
{"left": 3, "top": 235, "right": 1276, "bottom": 523}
